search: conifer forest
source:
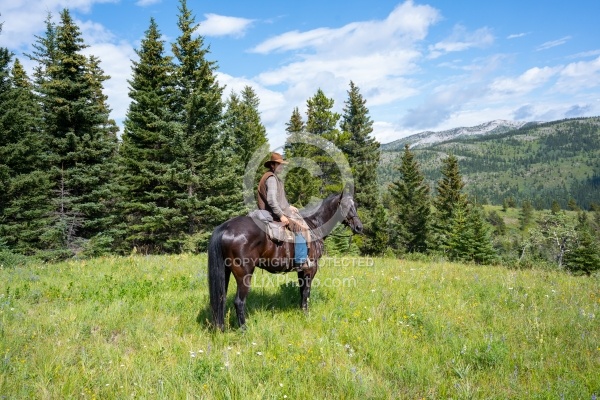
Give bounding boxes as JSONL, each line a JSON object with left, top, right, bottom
{"left": 1, "top": 2, "right": 599, "bottom": 275}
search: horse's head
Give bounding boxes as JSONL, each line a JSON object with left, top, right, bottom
{"left": 339, "top": 186, "right": 363, "bottom": 234}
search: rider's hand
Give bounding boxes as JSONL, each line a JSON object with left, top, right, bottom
{"left": 280, "top": 215, "right": 290, "bottom": 225}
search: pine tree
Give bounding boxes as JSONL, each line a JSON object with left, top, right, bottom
{"left": 564, "top": 212, "right": 600, "bottom": 275}
{"left": 551, "top": 200, "right": 561, "bottom": 214}
{"left": 26, "top": 10, "right": 119, "bottom": 257}
{"left": 171, "top": 0, "right": 240, "bottom": 236}
{"left": 519, "top": 200, "right": 534, "bottom": 231}
{"left": 223, "top": 86, "right": 267, "bottom": 166}
{"left": 0, "top": 51, "right": 53, "bottom": 255}
{"left": 339, "top": 81, "right": 381, "bottom": 255}
{"left": 358, "top": 202, "right": 390, "bottom": 256}
{"left": 487, "top": 210, "right": 506, "bottom": 235}
{"left": 118, "top": 18, "right": 182, "bottom": 253}
{"left": 305, "top": 89, "right": 342, "bottom": 196}
{"left": 222, "top": 86, "right": 268, "bottom": 212}
{"left": 389, "top": 144, "right": 430, "bottom": 253}
{"left": 431, "top": 154, "right": 468, "bottom": 252}
{"left": 339, "top": 82, "right": 379, "bottom": 206}
{"left": 468, "top": 205, "right": 497, "bottom": 264}
{"left": 283, "top": 107, "right": 319, "bottom": 206}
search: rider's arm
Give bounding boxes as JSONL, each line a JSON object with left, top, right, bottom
{"left": 265, "top": 176, "right": 285, "bottom": 217}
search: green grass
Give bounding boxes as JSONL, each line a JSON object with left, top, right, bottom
{"left": 1, "top": 255, "right": 599, "bottom": 399}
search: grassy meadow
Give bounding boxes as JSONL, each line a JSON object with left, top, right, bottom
{"left": 1, "top": 254, "right": 599, "bottom": 399}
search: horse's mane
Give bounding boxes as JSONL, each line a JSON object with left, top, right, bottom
{"left": 300, "top": 193, "right": 341, "bottom": 231}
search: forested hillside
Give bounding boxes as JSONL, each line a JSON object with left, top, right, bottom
{"left": 379, "top": 117, "right": 600, "bottom": 209}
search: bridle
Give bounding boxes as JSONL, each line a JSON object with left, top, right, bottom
{"left": 339, "top": 197, "right": 360, "bottom": 230}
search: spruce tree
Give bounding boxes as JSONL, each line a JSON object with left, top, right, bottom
{"left": 339, "top": 81, "right": 379, "bottom": 206}
{"left": 118, "top": 18, "right": 182, "bottom": 253}
{"left": 223, "top": 86, "right": 267, "bottom": 166}
{"left": 551, "top": 200, "right": 561, "bottom": 214}
{"left": 468, "top": 205, "right": 497, "bottom": 264}
{"left": 27, "top": 10, "right": 119, "bottom": 257}
{"left": 487, "top": 210, "right": 506, "bottom": 235}
{"left": 171, "top": 0, "right": 240, "bottom": 236}
{"left": 431, "top": 154, "right": 468, "bottom": 252}
{"left": 564, "top": 212, "right": 600, "bottom": 275}
{"left": 358, "top": 203, "right": 390, "bottom": 256}
{"left": 0, "top": 53, "right": 52, "bottom": 255}
{"left": 390, "top": 144, "right": 430, "bottom": 253}
{"left": 446, "top": 201, "right": 474, "bottom": 261}
{"left": 430, "top": 154, "right": 496, "bottom": 262}
{"left": 519, "top": 200, "right": 534, "bottom": 231}
{"left": 284, "top": 107, "right": 320, "bottom": 206}
{"left": 305, "top": 89, "right": 342, "bottom": 196}
{"left": 339, "top": 81, "right": 382, "bottom": 255}
{"left": 222, "top": 86, "right": 268, "bottom": 211}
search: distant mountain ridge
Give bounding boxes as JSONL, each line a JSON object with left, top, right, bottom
{"left": 382, "top": 120, "right": 538, "bottom": 150}
{"left": 377, "top": 117, "right": 600, "bottom": 209}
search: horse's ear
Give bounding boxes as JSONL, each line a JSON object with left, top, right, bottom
{"left": 342, "top": 183, "right": 354, "bottom": 198}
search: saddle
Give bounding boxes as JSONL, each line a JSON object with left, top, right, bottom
{"left": 248, "top": 209, "right": 294, "bottom": 243}
{"left": 248, "top": 209, "right": 322, "bottom": 268}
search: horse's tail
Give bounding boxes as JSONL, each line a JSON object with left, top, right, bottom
{"left": 208, "top": 223, "right": 227, "bottom": 331}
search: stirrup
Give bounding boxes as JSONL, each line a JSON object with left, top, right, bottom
{"left": 295, "top": 260, "right": 314, "bottom": 271}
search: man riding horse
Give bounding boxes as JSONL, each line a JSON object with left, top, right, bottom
{"left": 257, "top": 152, "right": 313, "bottom": 271}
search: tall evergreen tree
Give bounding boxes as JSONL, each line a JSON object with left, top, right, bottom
{"left": 118, "top": 18, "right": 181, "bottom": 253}
{"left": 0, "top": 52, "right": 52, "bottom": 255}
{"left": 339, "top": 81, "right": 379, "bottom": 207}
{"left": 284, "top": 107, "right": 320, "bottom": 206}
{"left": 430, "top": 154, "right": 495, "bottom": 262}
{"left": 339, "top": 81, "right": 382, "bottom": 254}
{"left": 431, "top": 154, "right": 468, "bottom": 252}
{"left": 27, "top": 10, "right": 119, "bottom": 257}
{"left": 390, "top": 144, "right": 430, "bottom": 253}
{"left": 223, "top": 86, "right": 267, "bottom": 166}
{"left": 171, "top": 0, "right": 239, "bottom": 236}
{"left": 222, "top": 86, "right": 268, "bottom": 210}
{"left": 305, "top": 89, "right": 342, "bottom": 196}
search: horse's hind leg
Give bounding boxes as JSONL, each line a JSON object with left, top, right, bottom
{"left": 232, "top": 268, "right": 252, "bottom": 329}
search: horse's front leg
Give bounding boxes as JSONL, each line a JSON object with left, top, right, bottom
{"left": 297, "top": 266, "right": 317, "bottom": 311}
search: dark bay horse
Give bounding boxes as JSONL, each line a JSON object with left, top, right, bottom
{"left": 207, "top": 188, "right": 363, "bottom": 331}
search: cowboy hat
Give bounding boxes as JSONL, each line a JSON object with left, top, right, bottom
{"left": 264, "top": 152, "right": 289, "bottom": 168}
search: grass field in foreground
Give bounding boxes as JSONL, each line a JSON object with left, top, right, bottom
{"left": 1, "top": 255, "right": 599, "bottom": 399}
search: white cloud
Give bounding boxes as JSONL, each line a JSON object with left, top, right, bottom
{"left": 536, "top": 36, "right": 572, "bottom": 51}
{"left": 428, "top": 25, "right": 494, "bottom": 59}
{"left": 555, "top": 56, "right": 600, "bottom": 93}
{"left": 567, "top": 49, "right": 600, "bottom": 59}
{"left": 490, "top": 66, "right": 559, "bottom": 96}
{"left": 197, "top": 13, "right": 254, "bottom": 38}
{"left": 0, "top": 0, "right": 117, "bottom": 49}
{"left": 251, "top": 0, "right": 440, "bottom": 54}
{"left": 242, "top": 0, "right": 441, "bottom": 146}
{"left": 507, "top": 32, "right": 528, "bottom": 39}
{"left": 135, "top": 0, "right": 160, "bottom": 6}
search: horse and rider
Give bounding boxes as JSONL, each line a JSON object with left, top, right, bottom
{"left": 207, "top": 151, "right": 363, "bottom": 331}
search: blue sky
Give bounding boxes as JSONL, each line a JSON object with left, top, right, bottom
{"left": 1, "top": 0, "right": 599, "bottom": 148}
